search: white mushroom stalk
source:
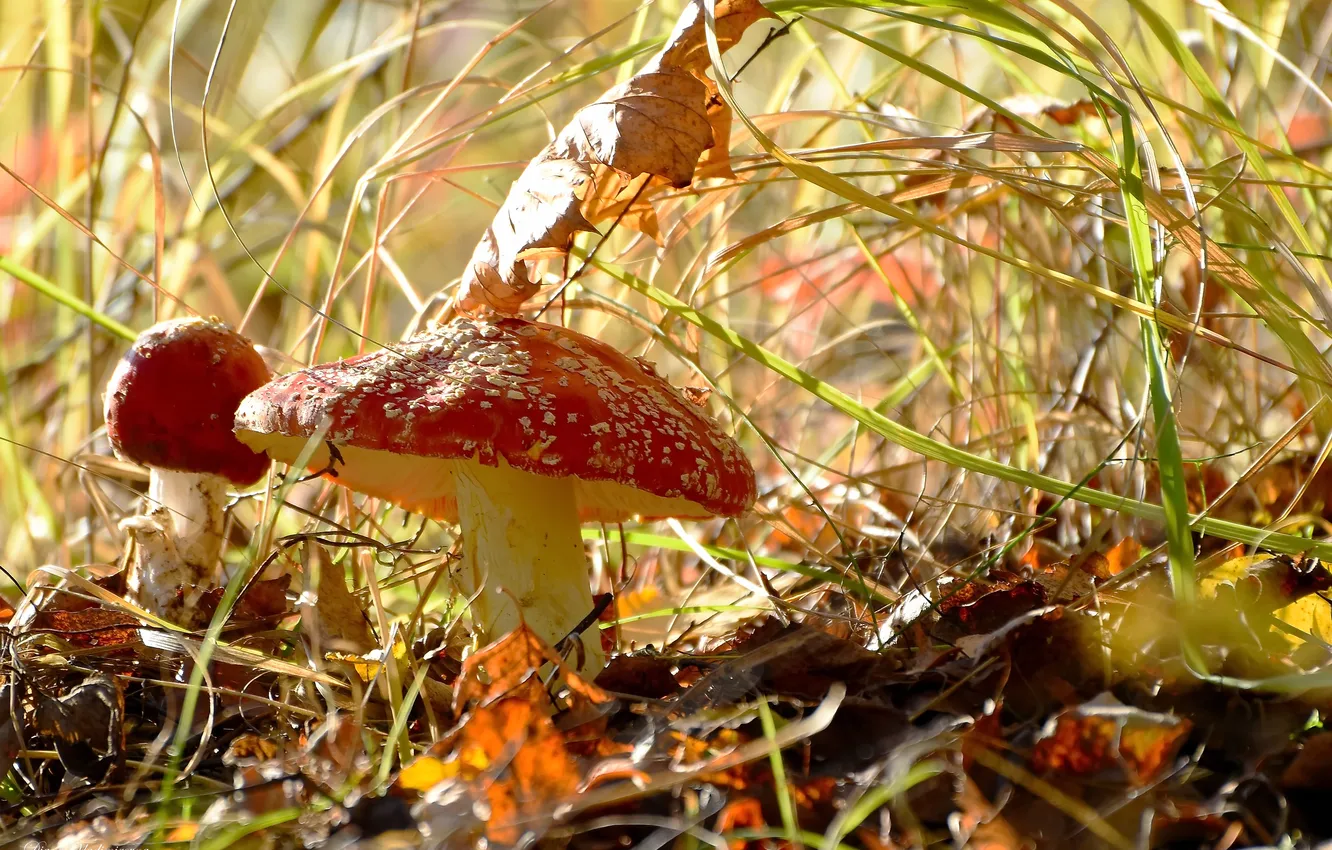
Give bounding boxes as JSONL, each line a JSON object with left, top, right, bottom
{"left": 120, "top": 507, "right": 197, "bottom": 624}
{"left": 453, "top": 459, "right": 603, "bottom": 670}
{"left": 104, "top": 318, "right": 271, "bottom": 626}
{"left": 148, "top": 468, "right": 230, "bottom": 579}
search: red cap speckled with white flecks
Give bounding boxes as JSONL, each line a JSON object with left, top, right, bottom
{"left": 105, "top": 317, "right": 272, "bottom": 485}
{"left": 234, "top": 317, "right": 755, "bottom": 522}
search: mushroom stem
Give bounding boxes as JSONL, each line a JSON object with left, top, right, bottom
{"left": 121, "top": 507, "right": 209, "bottom": 627}
{"left": 452, "top": 458, "right": 605, "bottom": 673}
{"left": 147, "top": 467, "right": 228, "bottom": 587}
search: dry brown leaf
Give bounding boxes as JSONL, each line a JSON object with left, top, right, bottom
{"left": 452, "top": 0, "right": 777, "bottom": 315}
{"left": 197, "top": 574, "right": 292, "bottom": 625}
{"left": 455, "top": 623, "right": 613, "bottom": 711}
{"left": 580, "top": 171, "right": 664, "bottom": 243}
{"left": 33, "top": 675, "right": 125, "bottom": 779}
{"left": 29, "top": 608, "right": 141, "bottom": 650}
{"left": 301, "top": 544, "right": 375, "bottom": 655}
{"left": 963, "top": 95, "right": 1106, "bottom": 133}
{"left": 698, "top": 94, "right": 738, "bottom": 178}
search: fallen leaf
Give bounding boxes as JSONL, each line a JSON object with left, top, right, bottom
{"left": 165, "top": 824, "right": 200, "bottom": 843}
{"left": 676, "top": 620, "right": 898, "bottom": 711}
{"left": 197, "top": 574, "right": 292, "bottom": 624}
{"left": 714, "top": 796, "right": 765, "bottom": 850}
{"left": 33, "top": 675, "right": 125, "bottom": 779}
{"left": 458, "top": 687, "right": 581, "bottom": 845}
{"left": 395, "top": 754, "right": 460, "bottom": 795}
{"left": 326, "top": 638, "right": 410, "bottom": 683}
{"left": 406, "top": 624, "right": 615, "bottom": 845}
{"left": 1270, "top": 594, "right": 1332, "bottom": 649}
{"left": 1030, "top": 694, "right": 1190, "bottom": 785}
{"left": 1200, "top": 552, "right": 1332, "bottom": 649}
{"left": 1201, "top": 553, "right": 1332, "bottom": 611}
{"left": 594, "top": 653, "right": 681, "bottom": 698}
{"left": 1280, "top": 732, "right": 1332, "bottom": 788}
{"left": 937, "top": 576, "right": 1048, "bottom": 638}
{"left": 455, "top": 623, "right": 612, "bottom": 711}
{"left": 29, "top": 608, "right": 141, "bottom": 650}
{"left": 451, "top": 0, "right": 778, "bottom": 314}
{"left": 223, "top": 733, "right": 282, "bottom": 766}
{"left": 305, "top": 546, "right": 378, "bottom": 652}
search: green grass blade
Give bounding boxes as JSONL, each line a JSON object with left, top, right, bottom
{"left": 0, "top": 253, "right": 135, "bottom": 341}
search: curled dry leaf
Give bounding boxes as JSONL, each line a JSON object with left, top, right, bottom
{"left": 197, "top": 574, "right": 293, "bottom": 625}
{"left": 451, "top": 0, "right": 778, "bottom": 315}
{"left": 33, "top": 675, "right": 125, "bottom": 780}
{"left": 301, "top": 544, "right": 375, "bottom": 656}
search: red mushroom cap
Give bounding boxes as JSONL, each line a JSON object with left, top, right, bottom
{"left": 105, "top": 317, "right": 272, "bottom": 485}
{"left": 234, "top": 316, "right": 755, "bottom": 522}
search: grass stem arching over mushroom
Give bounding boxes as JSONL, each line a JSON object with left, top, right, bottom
{"left": 234, "top": 316, "right": 755, "bottom": 672}
{"left": 104, "top": 317, "right": 272, "bottom": 625}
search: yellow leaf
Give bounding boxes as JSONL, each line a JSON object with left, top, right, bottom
{"left": 1199, "top": 554, "right": 1271, "bottom": 600}
{"left": 166, "top": 824, "right": 199, "bottom": 842}
{"left": 325, "top": 637, "right": 409, "bottom": 682}
{"left": 1272, "top": 595, "right": 1332, "bottom": 647}
{"left": 397, "top": 755, "right": 459, "bottom": 793}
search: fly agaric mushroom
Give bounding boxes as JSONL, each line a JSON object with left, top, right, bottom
{"left": 104, "top": 317, "right": 271, "bottom": 622}
{"left": 234, "top": 316, "right": 755, "bottom": 671}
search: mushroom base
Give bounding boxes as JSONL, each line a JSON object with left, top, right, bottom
{"left": 452, "top": 457, "right": 605, "bottom": 673}
{"left": 122, "top": 507, "right": 210, "bottom": 628}
{"left": 148, "top": 468, "right": 228, "bottom": 586}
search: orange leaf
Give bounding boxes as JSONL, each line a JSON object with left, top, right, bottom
{"left": 714, "top": 796, "right": 765, "bottom": 850}
{"left": 455, "top": 623, "right": 612, "bottom": 711}
{"left": 1031, "top": 696, "right": 1190, "bottom": 785}
{"left": 456, "top": 689, "right": 580, "bottom": 845}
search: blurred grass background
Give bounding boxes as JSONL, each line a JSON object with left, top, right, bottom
{"left": 1, "top": 0, "right": 1330, "bottom": 648}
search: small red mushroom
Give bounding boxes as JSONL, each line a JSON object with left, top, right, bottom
{"left": 234, "top": 316, "right": 755, "bottom": 671}
{"left": 104, "top": 317, "right": 271, "bottom": 623}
